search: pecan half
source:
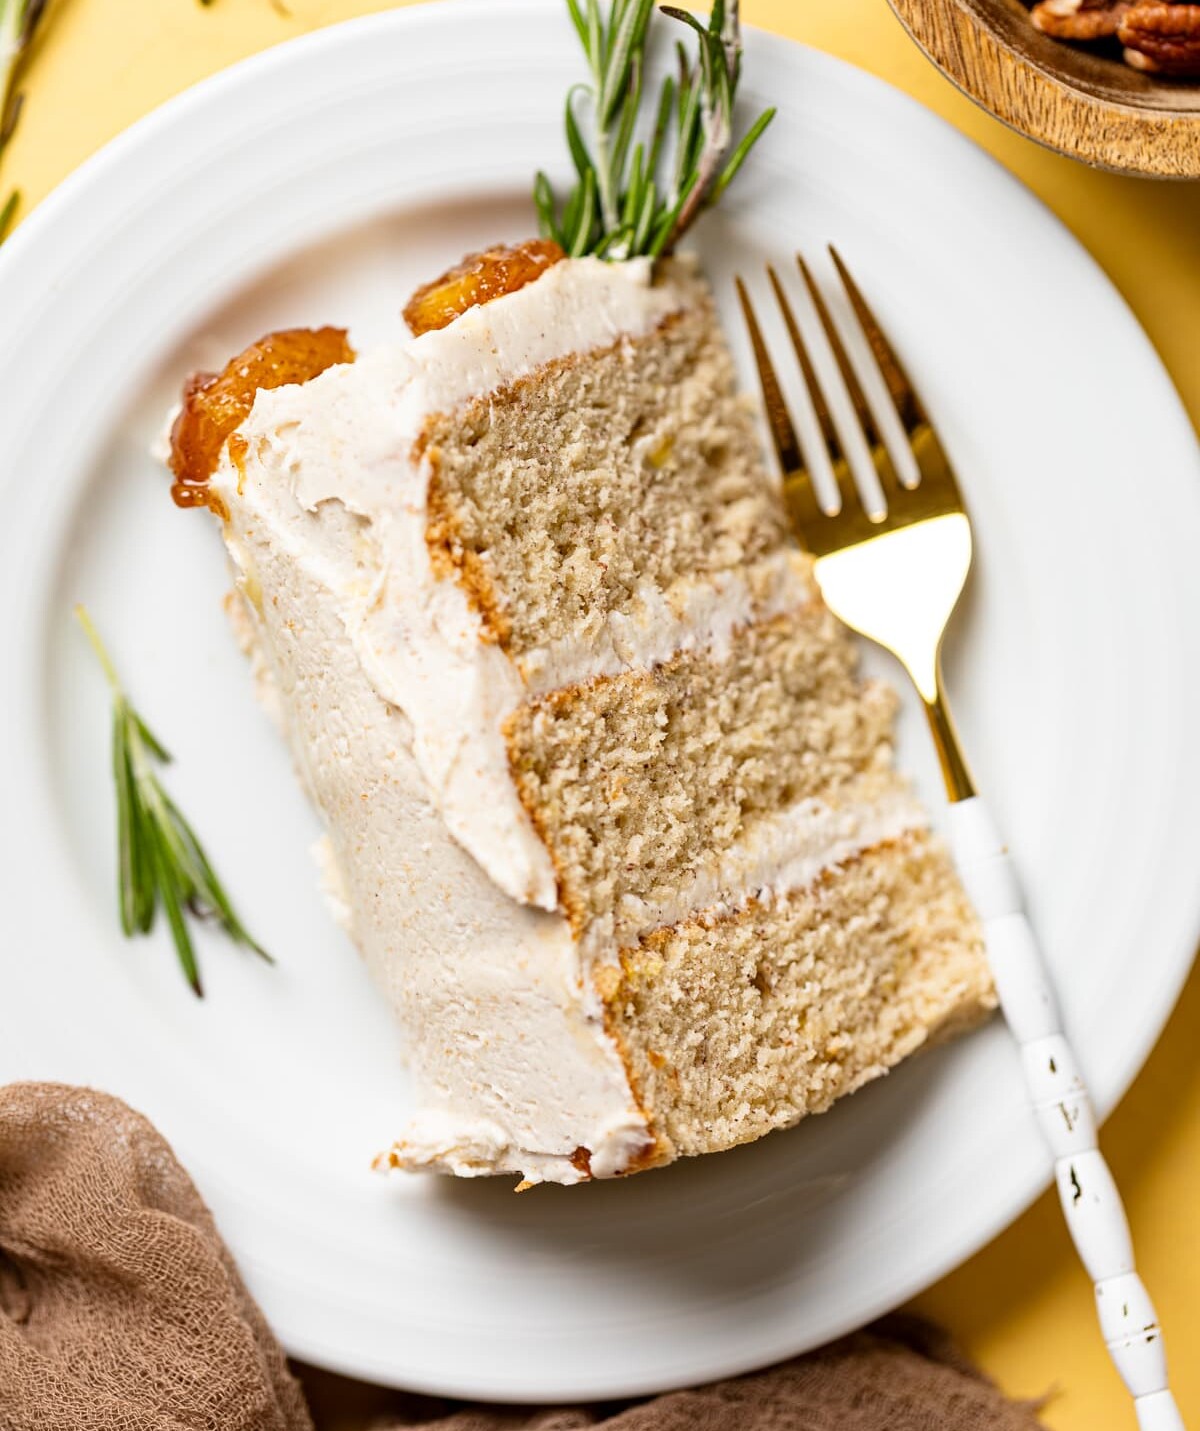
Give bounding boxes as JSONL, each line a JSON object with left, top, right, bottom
{"left": 1030, "top": 0, "right": 1136, "bottom": 40}
{"left": 1119, "top": 4, "right": 1200, "bottom": 73}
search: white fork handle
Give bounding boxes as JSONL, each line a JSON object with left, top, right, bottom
{"left": 948, "top": 798, "right": 1184, "bottom": 1431}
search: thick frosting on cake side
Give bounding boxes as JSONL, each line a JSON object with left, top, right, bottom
{"left": 189, "top": 253, "right": 973, "bottom": 1184}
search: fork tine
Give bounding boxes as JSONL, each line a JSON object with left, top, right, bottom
{"left": 796, "top": 257, "right": 874, "bottom": 430}
{"left": 828, "top": 245, "right": 924, "bottom": 432}
{"left": 828, "top": 246, "right": 964, "bottom": 507}
{"left": 794, "top": 256, "right": 898, "bottom": 508}
{"left": 735, "top": 277, "right": 804, "bottom": 478}
{"left": 765, "top": 266, "right": 860, "bottom": 518}
{"left": 767, "top": 266, "right": 840, "bottom": 460}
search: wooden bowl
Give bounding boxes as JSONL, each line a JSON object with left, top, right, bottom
{"left": 887, "top": 0, "right": 1200, "bottom": 177}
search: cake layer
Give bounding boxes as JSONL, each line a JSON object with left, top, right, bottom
{"left": 505, "top": 605, "right": 907, "bottom": 939}
{"left": 423, "top": 257, "right": 789, "bottom": 656}
{"left": 605, "top": 832, "right": 993, "bottom": 1160}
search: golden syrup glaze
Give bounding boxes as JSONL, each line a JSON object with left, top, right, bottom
{"left": 169, "top": 327, "right": 355, "bottom": 515}
{"left": 403, "top": 239, "right": 565, "bottom": 337}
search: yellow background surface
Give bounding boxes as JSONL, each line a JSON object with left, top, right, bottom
{"left": 5, "top": 1, "right": 1198, "bottom": 1426}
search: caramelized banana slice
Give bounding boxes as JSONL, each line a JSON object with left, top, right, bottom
{"left": 404, "top": 240, "right": 565, "bottom": 337}
{"left": 170, "top": 327, "right": 354, "bottom": 514}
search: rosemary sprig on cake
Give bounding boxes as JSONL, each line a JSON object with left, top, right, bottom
{"left": 534, "top": 0, "right": 774, "bottom": 260}
{"left": 77, "top": 606, "right": 271, "bottom": 997}
{"left": 0, "top": 0, "right": 50, "bottom": 239}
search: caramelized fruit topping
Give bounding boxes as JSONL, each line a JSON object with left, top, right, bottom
{"left": 169, "top": 326, "right": 355, "bottom": 513}
{"left": 403, "top": 239, "right": 565, "bottom": 337}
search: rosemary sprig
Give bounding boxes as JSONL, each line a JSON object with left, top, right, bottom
{"left": 0, "top": 0, "right": 51, "bottom": 241}
{"left": 535, "top": 0, "right": 774, "bottom": 261}
{"left": 77, "top": 606, "right": 272, "bottom": 998}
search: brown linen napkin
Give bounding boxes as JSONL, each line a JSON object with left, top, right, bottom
{"left": 0, "top": 1083, "right": 309, "bottom": 1431}
{"left": 302, "top": 1315, "right": 1047, "bottom": 1431}
{"left": 0, "top": 1083, "right": 1044, "bottom": 1431}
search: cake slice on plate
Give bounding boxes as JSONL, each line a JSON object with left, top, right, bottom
{"left": 168, "top": 240, "right": 993, "bottom": 1184}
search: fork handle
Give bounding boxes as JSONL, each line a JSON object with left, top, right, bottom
{"left": 948, "top": 798, "right": 1184, "bottom": 1431}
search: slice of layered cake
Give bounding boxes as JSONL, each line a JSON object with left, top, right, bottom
{"left": 169, "top": 241, "right": 993, "bottom": 1184}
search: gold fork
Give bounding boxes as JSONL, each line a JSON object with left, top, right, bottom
{"left": 737, "top": 252, "right": 1182, "bottom": 1431}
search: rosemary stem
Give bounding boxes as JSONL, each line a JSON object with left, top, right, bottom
{"left": 664, "top": 98, "right": 726, "bottom": 253}
{"left": 127, "top": 715, "right": 160, "bottom": 795}
{"left": 0, "top": 4, "right": 20, "bottom": 68}
{"left": 80, "top": 604, "right": 270, "bottom": 993}
{"left": 74, "top": 604, "right": 121, "bottom": 693}
{"left": 535, "top": 1, "right": 772, "bottom": 261}
{"left": 0, "top": 188, "right": 17, "bottom": 241}
{"left": 588, "top": 52, "right": 620, "bottom": 233}
{"left": 594, "top": 131, "right": 619, "bottom": 232}
{"left": 0, "top": 1, "right": 26, "bottom": 138}
{"left": 722, "top": 0, "right": 740, "bottom": 77}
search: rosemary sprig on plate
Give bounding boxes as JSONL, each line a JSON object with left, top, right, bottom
{"left": 77, "top": 605, "right": 271, "bottom": 997}
{"left": 0, "top": 0, "right": 51, "bottom": 239}
{"left": 534, "top": 0, "right": 774, "bottom": 261}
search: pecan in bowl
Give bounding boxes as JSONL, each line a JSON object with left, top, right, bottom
{"left": 1030, "top": 0, "right": 1135, "bottom": 41}
{"left": 1119, "top": 4, "right": 1200, "bottom": 73}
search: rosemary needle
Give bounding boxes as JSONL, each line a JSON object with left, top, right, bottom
{"left": 0, "top": 0, "right": 53, "bottom": 240}
{"left": 0, "top": 187, "right": 16, "bottom": 243}
{"left": 535, "top": 0, "right": 775, "bottom": 261}
{"left": 76, "top": 605, "right": 272, "bottom": 998}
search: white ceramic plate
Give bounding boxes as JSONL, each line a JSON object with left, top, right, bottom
{"left": 2, "top": 0, "right": 1199, "bottom": 1402}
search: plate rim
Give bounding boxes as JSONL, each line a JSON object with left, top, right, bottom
{"left": 2, "top": 0, "right": 1199, "bottom": 1401}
